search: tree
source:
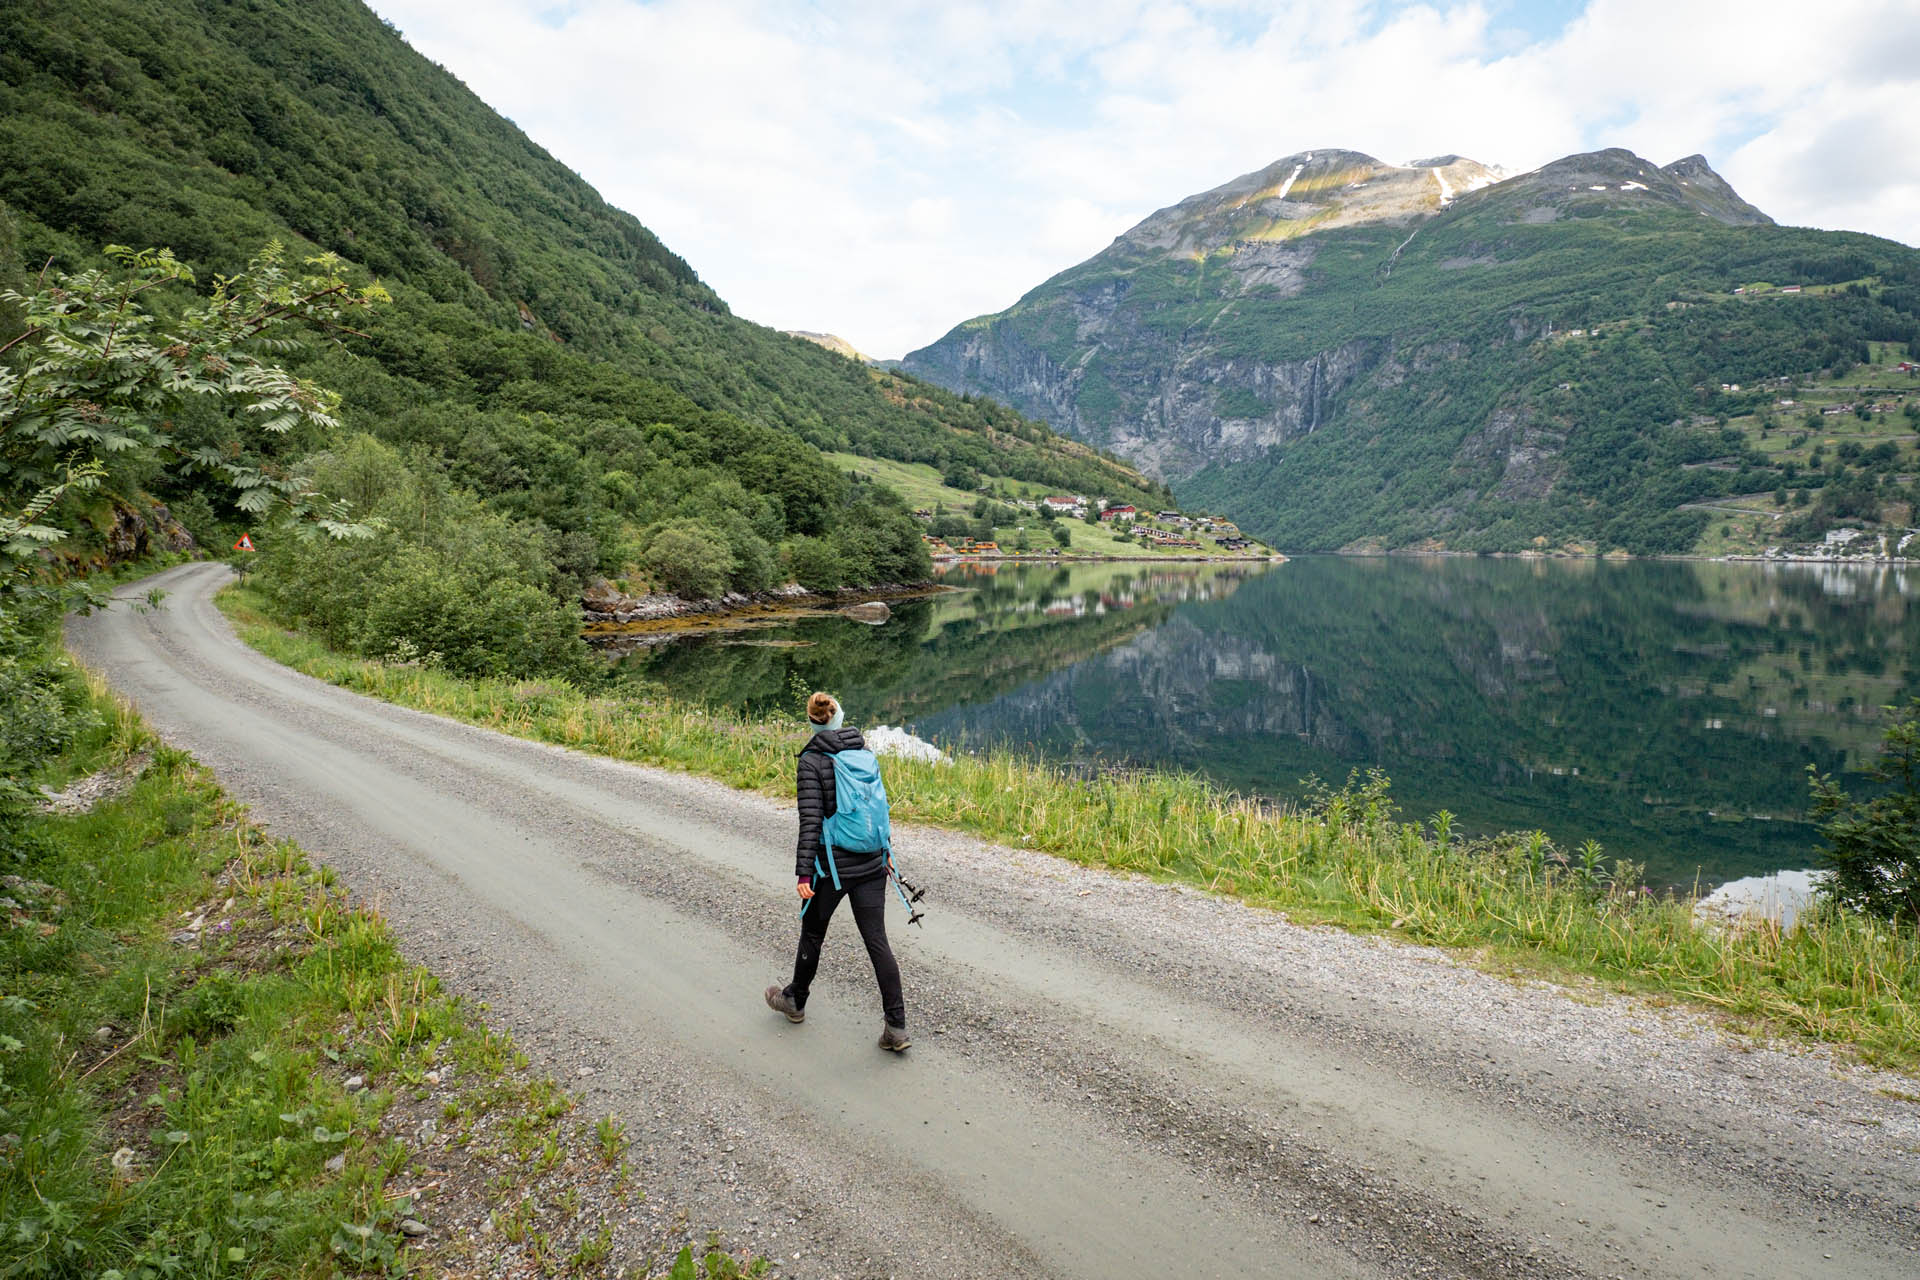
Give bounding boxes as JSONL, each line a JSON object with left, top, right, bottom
{"left": 1807, "top": 698, "right": 1920, "bottom": 923}
{"left": 785, "top": 536, "right": 844, "bottom": 592}
{"left": 942, "top": 462, "right": 980, "bottom": 491}
{"left": 644, "top": 519, "right": 733, "bottom": 600}
{"left": 1051, "top": 522, "right": 1072, "bottom": 549}
{"left": 0, "top": 243, "right": 386, "bottom": 592}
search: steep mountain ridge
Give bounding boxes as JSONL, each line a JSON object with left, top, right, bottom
{"left": 1113, "top": 148, "right": 1505, "bottom": 258}
{"left": 1458, "top": 148, "right": 1774, "bottom": 229}
{"left": 907, "top": 146, "right": 1920, "bottom": 553}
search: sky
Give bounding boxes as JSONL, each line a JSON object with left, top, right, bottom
{"left": 370, "top": 0, "right": 1920, "bottom": 358}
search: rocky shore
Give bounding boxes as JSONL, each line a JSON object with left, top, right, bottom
{"left": 579, "top": 577, "right": 938, "bottom": 633}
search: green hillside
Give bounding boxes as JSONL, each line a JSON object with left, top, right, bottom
{"left": 0, "top": 0, "right": 1156, "bottom": 658}
{"left": 906, "top": 148, "right": 1920, "bottom": 555}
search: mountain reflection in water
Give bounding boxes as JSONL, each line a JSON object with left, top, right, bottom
{"left": 609, "top": 556, "right": 1920, "bottom": 887}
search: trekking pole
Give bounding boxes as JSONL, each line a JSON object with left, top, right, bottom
{"left": 885, "top": 851, "right": 927, "bottom": 927}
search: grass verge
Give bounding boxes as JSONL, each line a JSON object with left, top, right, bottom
{"left": 4, "top": 641, "right": 764, "bottom": 1276}
{"left": 218, "top": 584, "right": 1920, "bottom": 1073}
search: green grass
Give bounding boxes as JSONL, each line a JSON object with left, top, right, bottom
{"left": 824, "top": 452, "right": 1049, "bottom": 509}
{"left": 822, "top": 452, "right": 1270, "bottom": 561}
{"left": 221, "top": 585, "right": 1920, "bottom": 1073}
{"left": 5, "top": 631, "right": 751, "bottom": 1276}
{"left": 1676, "top": 351, "right": 1920, "bottom": 555}
{"left": 3, "top": 676, "right": 457, "bottom": 1276}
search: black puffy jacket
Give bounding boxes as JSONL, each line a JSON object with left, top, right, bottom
{"left": 795, "top": 727, "right": 887, "bottom": 883}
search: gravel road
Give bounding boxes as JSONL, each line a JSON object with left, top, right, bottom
{"left": 70, "top": 563, "right": 1920, "bottom": 1279}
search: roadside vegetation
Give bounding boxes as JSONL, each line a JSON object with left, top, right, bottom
{"left": 222, "top": 586, "right": 1920, "bottom": 1072}
{"left": 1, "top": 615, "right": 764, "bottom": 1278}
{"left": 0, "top": 221, "right": 758, "bottom": 1276}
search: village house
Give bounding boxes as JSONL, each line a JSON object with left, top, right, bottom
{"left": 1100, "top": 504, "right": 1136, "bottom": 522}
{"left": 1041, "top": 495, "right": 1081, "bottom": 515}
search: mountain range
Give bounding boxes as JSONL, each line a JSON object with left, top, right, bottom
{"left": 906, "top": 147, "right": 1920, "bottom": 553}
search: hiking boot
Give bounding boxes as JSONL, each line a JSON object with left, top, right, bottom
{"left": 878, "top": 1023, "right": 911, "bottom": 1053}
{"left": 764, "top": 986, "right": 804, "bottom": 1024}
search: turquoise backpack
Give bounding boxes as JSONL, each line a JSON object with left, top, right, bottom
{"left": 816, "top": 748, "right": 891, "bottom": 889}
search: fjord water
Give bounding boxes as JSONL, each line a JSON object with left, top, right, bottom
{"left": 611, "top": 557, "right": 1920, "bottom": 888}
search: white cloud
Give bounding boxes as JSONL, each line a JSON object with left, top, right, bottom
{"left": 372, "top": 0, "right": 1919, "bottom": 358}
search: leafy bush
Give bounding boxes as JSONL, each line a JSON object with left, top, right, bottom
{"left": 784, "top": 537, "right": 845, "bottom": 592}
{"left": 1808, "top": 699, "right": 1920, "bottom": 923}
{"left": 644, "top": 520, "right": 734, "bottom": 601}
{"left": 0, "top": 607, "right": 89, "bottom": 778}
{"left": 256, "top": 441, "right": 588, "bottom": 680}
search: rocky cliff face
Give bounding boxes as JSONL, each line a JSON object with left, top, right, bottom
{"left": 916, "top": 272, "right": 1391, "bottom": 479}
{"left": 912, "top": 150, "right": 1516, "bottom": 479}
{"left": 906, "top": 148, "right": 1520, "bottom": 479}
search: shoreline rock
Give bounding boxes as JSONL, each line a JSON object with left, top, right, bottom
{"left": 579, "top": 579, "right": 939, "bottom": 628}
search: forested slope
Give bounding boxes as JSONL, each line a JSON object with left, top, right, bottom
{"left": 0, "top": 0, "right": 1156, "bottom": 675}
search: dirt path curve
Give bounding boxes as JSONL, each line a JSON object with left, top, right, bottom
{"left": 70, "top": 563, "right": 1920, "bottom": 1279}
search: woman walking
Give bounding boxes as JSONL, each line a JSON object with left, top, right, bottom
{"left": 765, "top": 692, "right": 910, "bottom": 1051}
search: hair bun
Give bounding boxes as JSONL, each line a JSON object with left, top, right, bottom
{"left": 806, "top": 692, "right": 839, "bottom": 724}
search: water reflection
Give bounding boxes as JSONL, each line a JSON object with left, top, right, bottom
{"left": 610, "top": 557, "right": 1918, "bottom": 887}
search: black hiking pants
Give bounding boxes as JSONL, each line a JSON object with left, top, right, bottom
{"left": 785, "top": 870, "right": 906, "bottom": 1029}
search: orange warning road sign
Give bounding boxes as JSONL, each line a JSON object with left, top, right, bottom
{"left": 233, "top": 534, "right": 255, "bottom": 552}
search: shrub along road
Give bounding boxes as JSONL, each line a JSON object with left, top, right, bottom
{"left": 68, "top": 562, "right": 1919, "bottom": 1280}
